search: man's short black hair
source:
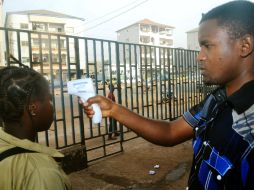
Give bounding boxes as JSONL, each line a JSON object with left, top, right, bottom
{"left": 200, "top": 0, "right": 254, "bottom": 39}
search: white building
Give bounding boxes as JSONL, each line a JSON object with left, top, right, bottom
{"left": 116, "top": 19, "right": 174, "bottom": 80}
{"left": 186, "top": 27, "right": 200, "bottom": 51}
{"left": 5, "top": 10, "right": 85, "bottom": 35}
{"left": 117, "top": 18, "right": 174, "bottom": 47}
{"left": 4, "top": 10, "right": 85, "bottom": 79}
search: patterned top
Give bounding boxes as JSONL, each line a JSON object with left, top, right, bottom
{"left": 183, "top": 80, "right": 254, "bottom": 190}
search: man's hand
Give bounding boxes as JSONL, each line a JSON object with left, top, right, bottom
{"left": 81, "top": 95, "right": 115, "bottom": 118}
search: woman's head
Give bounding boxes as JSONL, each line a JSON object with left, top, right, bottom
{"left": 0, "top": 66, "right": 53, "bottom": 131}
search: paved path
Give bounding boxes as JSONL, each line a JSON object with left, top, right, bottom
{"left": 69, "top": 138, "right": 193, "bottom": 190}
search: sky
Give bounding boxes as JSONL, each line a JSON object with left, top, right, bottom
{"left": 4, "top": 0, "right": 254, "bottom": 48}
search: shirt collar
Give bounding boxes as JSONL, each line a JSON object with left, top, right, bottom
{"left": 227, "top": 80, "right": 254, "bottom": 114}
{"left": 0, "top": 128, "right": 64, "bottom": 158}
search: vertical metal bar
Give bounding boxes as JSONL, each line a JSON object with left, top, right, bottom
{"left": 92, "top": 40, "right": 101, "bottom": 135}
{"left": 115, "top": 41, "right": 123, "bottom": 149}
{"left": 39, "top": 35, "right": 49, "bottom": 146}
{"left": 154, "top": 46, "right": 159, "bottom": 119}
{"left": 93, "top": 40, "right": 98, "bottom": 94}
{"left": 84, "top": 39, "right": 89, "bottom": 77}
{"left": 74, "top": 37, "right": 85, "bottom": 145}
{"left": 5, "top": 29, "right": 10, "bottom": 66}
{"left": 57, "top": 35, "right": 67, "bottom": 146}
{"left": 17, "top": 31, "right": 21, "bottom": 63}
{"left": 86, "top": 40, "right": 93, "bottom": 137}
{"left": 27, "top": 32, "right": 33, "bottom": 69}
{"left": 66, "top": 37, "right": 76, "bottom": 144}
{"left": 115, "top": 42, "right": 122, "bottom": 105}
{"left": 134, "top": 44, "right": 139, "bottom": 114}
{"left": 180, "top": 49, "right": 184, "bottom": 115}
{"left": 101, "top": 40, "right": 108, "bottom": 138}
{"left": 144, "top": 46, "right": 149, "bottom": 117}
{"left": 48, "top": 34, "right": 59, "bottom": 148}
{"left": 187, "top": 50, "right": 193, "bottom": 110}
{"left": 129, "top": 44, "right": 134, "bottom": 110}
{"left": 139, "top": 45, "right": 144, "bottom": 116}
{"left": 122, "top": 44, "right": 128, "bottom": 108}
{"left": 38, "top": 33, "right": 43, "bottom": 73}
{"left": 149, "top": 46, "right": 154, "bottom": 119}
{"left": 163, "top": 48, "right": 167, "bottom": 120}
{"left": 182, "top": 49, "right": 187, "bottom": 113}
{"left": 158, "top": 48, "right": 163, "bottom": 119}
{"left": 108, "top": 42, "right": 114, "bottom": 136}
{"left": 99, "top": 39, "right": 107, "bottom": 155}
{"left": 100, "top": 41, "right": 106, "bottom": 96}
{"left": 173, "top": 49, "right": 179, "bottom": 117}
{"left": 167, "top": 48, "right": 173, "bottom": 120}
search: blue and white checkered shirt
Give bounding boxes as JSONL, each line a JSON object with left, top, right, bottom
{"left": 183, "top": 80, "right": 254, "bottom": 190}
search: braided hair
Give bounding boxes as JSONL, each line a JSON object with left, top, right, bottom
{"left": 0, "top": 66, "right": 49, "bottom": 123}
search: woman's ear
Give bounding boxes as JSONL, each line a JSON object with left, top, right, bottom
{"left": 240, "top": 34, "right": 254, "bottom": 57}
{"left": 28, "top": 103, "right": 38, "bottom": 116}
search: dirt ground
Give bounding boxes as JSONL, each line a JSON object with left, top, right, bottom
{"left": 69, "top": 137, "right": 193, "bottom": 190}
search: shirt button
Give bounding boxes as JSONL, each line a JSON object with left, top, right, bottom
{"left": 195, "top": 127, "right": 198, "bottom": 131}
{"left": 203, "top": 141, "right": 208, "bottom": 146}
{"left": 217, "top": 175, "right": 222, "bottom": 181}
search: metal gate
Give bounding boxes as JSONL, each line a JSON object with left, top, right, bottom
{"left": 0, "top": 27, "right": 210, "bottom": 164}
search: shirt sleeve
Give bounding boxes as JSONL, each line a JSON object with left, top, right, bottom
{"left": 183, "top": 99, "right": 206, "bottom": 129}
{"left": 183, "top": 87, "right": 222, "bottom": 127}
{"left": 23, "top": 167, "right": 71, "bottom": 190}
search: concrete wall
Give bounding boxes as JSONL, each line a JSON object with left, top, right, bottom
{"left": 117, "top": 24, "right": 139, "bottom": 44}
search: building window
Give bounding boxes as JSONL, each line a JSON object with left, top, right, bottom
{"left": 22, "top": 57, "right": 30, "bottom": 63}
{"left": 159, "top": 27, "right": 166, "bottom": 33}
{"left": 159, "top": 27, "right": 173, "bottom": 36}
{"left": 52, "top": 54, "right": 59, "bottom": 62}
{"left": 140, "top": 36, "right": 150, "bottom": 43}
{"left": 32, "top": 38, "right": 39, "bottom": 47}
{"left": 165, "top": 28, "right": 173, "bottom": 36}
{"left": 43, "top": 54, "right": 49, "bottom": 62}
{"left": 32, "top": 53, "right": 39, "bottom": 62}
{"left": 48, "top": 23, "right": 65, "bottom": 33}
{"left": 151, "top": 26, "right": 158, "bottom": 33}
{"left": 32, "top": 22, "right": 47, "bottom": 32}
{"left": 140, "top": 24, "right": 150, "bottom": 32}
{"left": 21, "top": 41, "right": 29, "bottom": 46}
{"left": 159, "top": 38, "right": 173, "bottom": 46}
{"left": 20, "top": 23, "right": 29, "bottom": 29}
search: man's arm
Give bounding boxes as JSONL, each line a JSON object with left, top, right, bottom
{"left": 83, "top": 95, "right": 194, "bottom": 146}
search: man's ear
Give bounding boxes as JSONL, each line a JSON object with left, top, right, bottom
{"left": 240, "top": 34, "right": 254, "bottom": 57}
{"left": 28, "top": 103, "right": 38, "bottom": 116}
